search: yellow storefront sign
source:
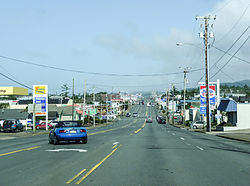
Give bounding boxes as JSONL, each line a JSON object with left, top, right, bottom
{"left": 0, "top": 87, "right": 28, "bottom": 96}
{"left": 34, "top": 86, "right": 46, "bottom": 94}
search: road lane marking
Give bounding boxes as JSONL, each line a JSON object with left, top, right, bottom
{"left": 75, "top": 145, "right": 121, "bottom": 184}
{"left": 172, "top": 133, "right": 176, "bottom": 135}
{"left": 66, "top": 169, "right": 86, "bottom": 184}
{"left": 0, "top": 137, "right": 16, "bottom": 140}
{"left": 196, "top": 146, "right": 204, "bottom": 151}
{"left": 186, "top": 143, "right": 191, "bottom": 146}
{"left": 0, "top": 146, "right": 40, "bottom": 157}
{"left": 180, "top": 137, "right": 185, "bottom": 140}
{"left": 134, "top": 122, "right": 146, "bottom": 134}
{"left": 89, "top": 120, "right": 137, "bottom": 136}
{"left": 112, "top": 142, "right": 119, "bottom": 149}
{"left": 46, "top": 149, "right": 88, "bottom": 152}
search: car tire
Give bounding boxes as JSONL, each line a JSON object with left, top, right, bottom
{"left": 49, "top": 137, "right": 53, "bottom": 144}
{"left": 54, "top": 136, "right": 59, "bottom": 145}
{"left": 37, "top": 126, "right": 40, "bottom": 130}
{"left": 82, "top": 136, "right": 87, "bottom": 144}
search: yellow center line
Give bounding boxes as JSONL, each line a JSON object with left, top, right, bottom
{"left": 88, "top": 120, "right": 137, "bottom": 136}
{"left": 112, "top": 144, "right": 118, "bottom": 149}
{"left": 75, "top": 145, "right": 121, "bottom": 184}
{"left": 134, "top": 121, "right": 146, "bottom": 134}
{"left": 66, "top": 169, "right": 86, "bottom": 184}
{"left": 0, "top": 146, "right": 40, "bottom": 157}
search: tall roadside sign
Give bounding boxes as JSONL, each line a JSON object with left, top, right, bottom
{"left": 33, "top": 85, "right": 48, "bottom": 130}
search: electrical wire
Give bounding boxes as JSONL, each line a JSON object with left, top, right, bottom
{"left": 212, "top": 45, "right": 250, "bottom": 65}
{"left": 212, "top": 0, "right": 234, "bottom": 15}
{"left": 210, "top": 34, "right": 250, "bottom": 79}
{"left": 0, "top": 55, "right": 202, "bottom": 77}
{"left": 0, "top": 72, "right": 33, "bottom": 90}
{"left": 215, "top": 3, "right": 250, "bottom": 43}
{"left": 195, "top": 26, "right": 250, "bottom": 85}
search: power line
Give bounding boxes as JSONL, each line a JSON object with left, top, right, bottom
{"left": 211, "top": 34, "right": 250, "bottom": 79}
{"left": 0, "top": 55, "right": 202, "bottom": 77}
{"left": 210, "top": 26, "right": 250, "bottom": 71}
{"left": 212, "top": 0, "right": 234, "bottom": 15}
{"left": 195, "top": 26, "right": 250, "bottom": 85}
{"left": 215, "top": 3, "right": 250, "bottom": 43}
{"left": 212, "top": 45, "right": 250, "bottom": 65}
{"left": 0, "top": 72, "right": 33, "bottom": 91}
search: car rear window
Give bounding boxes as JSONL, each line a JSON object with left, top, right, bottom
{"left": 56, "top": 121, "right": 82, "bottom": 128}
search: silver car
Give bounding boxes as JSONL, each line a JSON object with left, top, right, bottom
{"left": 192, "top": 121, "right": 206, "bottom": 129}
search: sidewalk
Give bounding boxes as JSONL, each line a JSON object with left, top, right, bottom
{"left": 207, "top": 129, "right": 250, "bottom": 143}
{"left": 169, "top": 123, "right": 250, "bottom": 143}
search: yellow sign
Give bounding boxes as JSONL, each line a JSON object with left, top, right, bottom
{"left": 35, "top": 86, "right": 46, "bottom": 94}
{"left": 0, "top": 87, "right": 28, "bottom": 96}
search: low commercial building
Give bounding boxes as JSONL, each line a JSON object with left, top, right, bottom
{"left": 218, "top": 98, "right": 250, "bottom": 131}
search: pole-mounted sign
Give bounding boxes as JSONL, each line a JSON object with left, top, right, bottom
{"left": 33, "top": 85, "right": 48, "bottom": 130}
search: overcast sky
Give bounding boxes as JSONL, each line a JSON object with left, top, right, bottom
{"left": 0, "top": 0, "right": 249, "bottom": 94}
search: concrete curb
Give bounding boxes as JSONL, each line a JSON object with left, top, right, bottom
{"left": 215, "top": 134, "right": 250, "bottom": 143}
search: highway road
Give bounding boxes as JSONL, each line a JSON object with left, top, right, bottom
{"left": 0, "top": 105, "right": 250, "bottom": 186}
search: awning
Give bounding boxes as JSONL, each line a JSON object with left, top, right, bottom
{"left": 218, "top": 98, "right": 237, "bottom": 112}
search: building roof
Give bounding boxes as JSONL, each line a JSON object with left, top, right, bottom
{"left": 218, "top": 98, "right": 237, "bottom": 112}
{"left": 0, "top": 109, "right": 32, "bottom": 120}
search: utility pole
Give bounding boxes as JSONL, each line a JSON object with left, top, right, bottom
{"left": 196, "top": 15, "right": 216, "bottom": 132}
{"left": 82, "top": 80, "right": 86, "bottom": 125}
{"left": 72, "top": 78, "right": 74, "bottom": 121}
{"left": 167, "top": 89, "right": 170, "bottom": 123}
{"left": 179, "top": 67, "right": 192, "bottom": 127}
{"left": 171, "top": 83, "right": 175, "bottom": 124}
{"left": 33, "top": 103, "right": 36, "bottom": 132}
{"left": 93, "top": 87, "right": 95, "bottom": 127}
{"left": 106, "top": 94, "right": 108, "bottom": 123}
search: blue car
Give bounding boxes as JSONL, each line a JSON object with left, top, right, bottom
{"left": 49, "top": 121, "right": 87, "bottom": 145}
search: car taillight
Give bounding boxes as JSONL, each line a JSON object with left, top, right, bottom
{"left": 80, "top": 129, "right": 86, "bottom": 133}
{"left": 59, "top": 130, "right": 66, "bottom": 133}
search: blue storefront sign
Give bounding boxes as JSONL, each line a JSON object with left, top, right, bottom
{"left": 35, "top": 97, "right": 46, "bottom": 112}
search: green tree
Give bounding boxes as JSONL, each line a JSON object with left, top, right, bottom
{"left": 61, "top": 84, "right": 70, "bottom": 97}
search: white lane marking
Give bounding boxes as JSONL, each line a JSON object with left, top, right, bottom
{"left": 46, "top": 149, "right": 88, "bottom": 152}
{"left": 172, "top": 133, "right": 176, "bottom": 135}
{"left": 196, "top": 146, "right": 204, "bottom": 151}
{"left": 186, "top": 143, "right": 191, "bottom": 146}
{"left": 0, "top": 137, "right": 16, "bottom": 140}
{"left": 113, "top": 142, "right": 119, "bottom": 145}
{"left": 180, "top": 137, "right": 185, "bottom": 140}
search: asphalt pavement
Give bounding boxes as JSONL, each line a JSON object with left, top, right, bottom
{"left": 1, "top": 105, "right": 250, "bottom": 186}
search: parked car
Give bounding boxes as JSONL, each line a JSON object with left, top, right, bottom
{"left": 192, "top": 121, "right": 206, "bottom": 129}
{"left": 156, "top": 115, "right": 166, "bottom": 124}
{"left": 132, "top": 112, "right": 138, "bottom": 117}
{"left": 126, "top": 112, "right": 131, "bottom": 117}
{"left": 3, "top": 119, "right": 23, "bottom": 132}
{"left": 49, "top": 121, "right": 59, "bottom": 127}
{"left": 146, "top": 116, "right": 153, "bottom": 123}
{"left": 27, "top": 121, "right": 39, "bottom": 130}
{"left": 49, "top": 121, "right": 87, "bottom": 145}
{"left": 36, "top": 122, "right": 53, "bottom": 130}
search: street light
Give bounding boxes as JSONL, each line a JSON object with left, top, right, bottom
{"left": 176, "top": 42, "right": 204, "bottom": 50}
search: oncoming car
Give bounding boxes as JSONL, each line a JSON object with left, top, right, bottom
{"left": 146, "top": 116, "right": 153, "bottom": 123}
{"left": 49, "top": 121, "right": 87, "bottom": 145}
